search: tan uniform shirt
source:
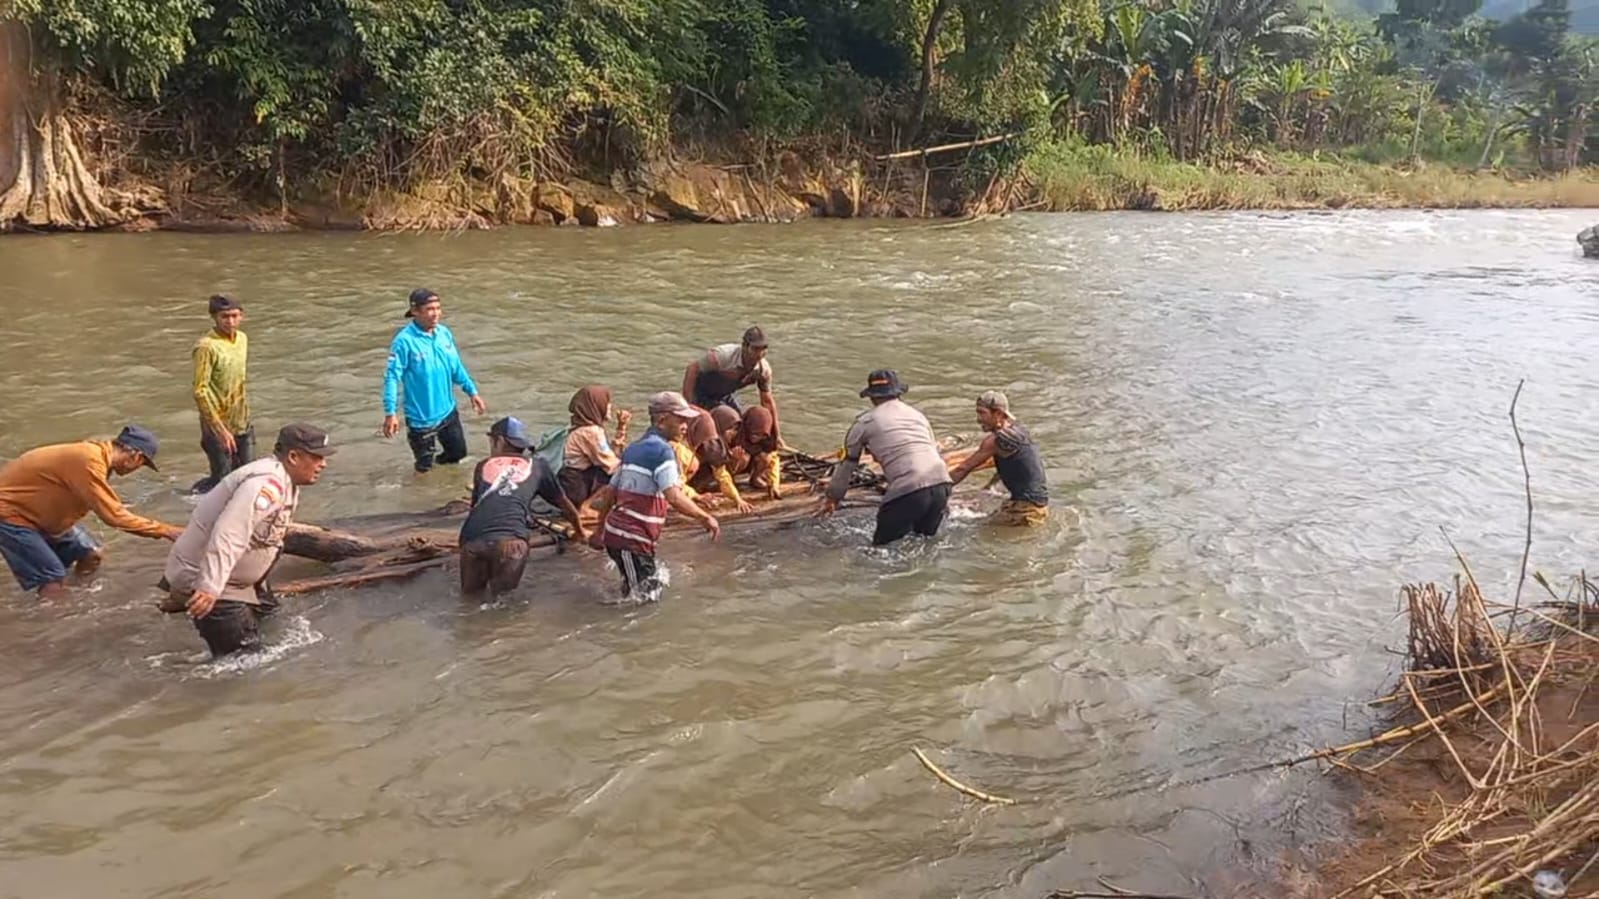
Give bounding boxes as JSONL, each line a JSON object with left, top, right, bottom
{"left": 563, "top": 424, "right": 621, "bottom": 473}
{"left": 827, "top": 399, "right": 951, "bottom": 503}
{"left": 164, "top": 457, "right": 297, "bottom": 604}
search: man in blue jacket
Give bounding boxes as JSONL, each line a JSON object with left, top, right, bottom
{"left": 381, "top": 288, "right": 489, "bottom": 473}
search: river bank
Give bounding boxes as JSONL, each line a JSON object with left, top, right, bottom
{"left": 1277, "top": 570, "right": 1599, "bottom": 897}
{"left": 1026, "top": 145, "right": 1599, "bottom": 213}
{"left": 14, "top": 141, "right": 1599, "bottom": 234}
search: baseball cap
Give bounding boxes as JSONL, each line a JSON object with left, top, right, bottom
{"left": 742, "top": 326, "right": 768, "bottom": 348}
{"left": 976, "top": 390, "right": 1010, "bottom": 413}
{"left": 859, "top": 370, "right": 908, "bottom": 399}
{"left": 647, "top": 391, "right": 700, "bottom": 419}
{"left": 275, "top": 423, "right": 337, "bottom": 457}
{"left": 208, "top": 294, "right": 242, "bottom": 314}
{"left": 406, "top": 288, "right": 439, "bottom": 318}
{"left": 113, "top": 425, "right": 160, "bottom": 470}
{"left": 488, "top": 416, "right": 532, "bottom": 451}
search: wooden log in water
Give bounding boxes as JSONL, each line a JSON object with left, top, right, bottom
{"left": 283, "top": 524, "right": 412, "bottom": 563}
{"left": 271, "top": 444, "right": 980, "bottom": 596}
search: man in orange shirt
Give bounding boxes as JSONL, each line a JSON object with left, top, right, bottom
{"left": 0, "top": 425, "right": 182, "bottom": 598}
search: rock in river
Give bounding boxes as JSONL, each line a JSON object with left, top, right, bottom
{"left": 1578, "top": 225, "right": 1599, "bottom": 257}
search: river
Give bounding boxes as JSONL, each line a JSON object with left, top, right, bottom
{"left": 1, "top": 210, "right": 1597, "bottom": 898}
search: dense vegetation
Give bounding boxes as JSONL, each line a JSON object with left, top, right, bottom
{"left": 0, "top": 0, "right": 1594, "bottom": 222}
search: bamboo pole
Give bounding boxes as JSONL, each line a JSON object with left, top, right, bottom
{"left": 873, "top": 132, "right": 1019, "bottom": 162}
{"left": 911, "top": 746, "right": 1018, "bottom": 805}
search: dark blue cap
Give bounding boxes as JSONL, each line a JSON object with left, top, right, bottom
{"left": 860, "top": 369, "right": 908, "bottom": 399}
{"left": 114, "top": 425, "right": 161, "bottom": 470}
{"left": 406, "top": 288, "right": 438, "bottom": 318}
{"left": 488, "top": 416, "right": 531, "bottom": 451}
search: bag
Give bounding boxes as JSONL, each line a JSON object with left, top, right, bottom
{"left": 528, "top": 425, "right": 572, "bottom": 517}
{"left": 532, "top": 424, "right": 571, "bottom": 473}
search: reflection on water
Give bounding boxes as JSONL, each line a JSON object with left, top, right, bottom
{"left": 2, "top": 210, "right": 1598, "bottom": 897}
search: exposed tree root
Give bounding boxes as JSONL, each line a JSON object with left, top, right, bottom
{"left": 0, "top": 23, "right": 160, "bottom": 231}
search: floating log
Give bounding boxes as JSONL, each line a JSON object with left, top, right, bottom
{"left": 271, "top": 443, "right": 982, "bottom": 596}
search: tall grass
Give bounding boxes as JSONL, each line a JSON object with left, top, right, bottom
{"left": 1022, "top": 141, "right": 1599, "bottom": 211}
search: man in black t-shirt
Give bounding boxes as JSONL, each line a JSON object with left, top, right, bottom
{"left": 459, "top": 417, "right": 587, "bottom": 598}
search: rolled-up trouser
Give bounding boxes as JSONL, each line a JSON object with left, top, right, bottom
{"left": 0, "top": 521, "right": 99, "bottom": 592}
{"left": 993, "top": 499, "right": 1049, "bottom": 527}
{"left": 460, "top": 536, "right": 531, "bottom": 597}
{"left": 872, "top": 483, "right": 951, "bottom": 546}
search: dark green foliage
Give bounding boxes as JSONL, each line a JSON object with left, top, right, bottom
{"left": 3, "top": 0, "right": 208, "bottom": 91}
{"left": 4, "top": 0, "right": 1594, "bottom": 189}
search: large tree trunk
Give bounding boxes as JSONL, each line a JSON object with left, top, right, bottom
{"left": 909, "top": 0, "right": 956, "bottom": 144}
{"left": 0, "top": 23, "right": 151, "bottom": 231}
{"left": 1563, "top": 103, "right": 1589, "bottom": 171}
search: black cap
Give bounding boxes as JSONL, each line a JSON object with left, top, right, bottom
{"left": 275, "top": 423, "right": 337, "bottom": 457}
{"left": 113, "top": 424, "right": 161, "bottom": 470}
{"left": 406, "top": 288, "right": 439, "bottom": 318}
{"left": 860, "top": 369, "right": 908, "bottom": 399}
{"left": 742, "top": 326, "right": 768, "bottom": 349}
{"left": 208, "top": 294, "right": 242, "bottom": 315}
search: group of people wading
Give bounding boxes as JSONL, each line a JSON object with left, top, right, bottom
{"left": 0, "top": 289, "right": 1050, "bottom": 660}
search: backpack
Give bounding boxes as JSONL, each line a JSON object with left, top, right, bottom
{"left": 532, "top": 424, "right": 571, "bottom": 473}
{"left": 527, "top": 425, "right": 572, "bottom": 517}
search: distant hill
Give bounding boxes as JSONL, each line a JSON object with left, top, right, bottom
{"left": 1468, "top": 0, "right": 1599, "bottom": 32}
{"left": 1307, "top": 0, "right": 1599, "bottom": 33}
{"left": 1310, "top": 0, "right": 1396, "bottom": 17}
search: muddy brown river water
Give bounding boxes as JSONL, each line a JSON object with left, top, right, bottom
{"left": 2, "top": 211, "right": 1598, "bottom": 898}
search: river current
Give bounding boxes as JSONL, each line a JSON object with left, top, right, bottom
{"left": 2, "top": 211, "right": 1597, "bottom": 897}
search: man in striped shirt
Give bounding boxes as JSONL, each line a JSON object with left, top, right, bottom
{"left": 588, "top": 391, "right": 719, "bottom": 601}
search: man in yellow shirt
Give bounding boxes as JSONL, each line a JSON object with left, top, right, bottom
{"left": 191, "top": 294, "right": 252, "bottom": 494}
{"left": 0, "top": 426, "right": 181, "bottom": 598}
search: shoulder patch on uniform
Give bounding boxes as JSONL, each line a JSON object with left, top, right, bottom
{"left": 255, "top": 481, "right": 283, "bottom": 512}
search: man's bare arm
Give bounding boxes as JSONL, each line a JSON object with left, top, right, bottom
{"left": 948, "top": 434, "right": 998, "bottom": 486}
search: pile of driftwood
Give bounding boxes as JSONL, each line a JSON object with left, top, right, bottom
{"left": 274, "top": 443, "right": 976, "bottom": 596}
{"left": 1315, "top": 571, "right": 1599, "bottom": 897}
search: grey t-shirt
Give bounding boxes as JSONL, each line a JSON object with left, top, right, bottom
{"left": 827, "top": 399, "right": 952, "bottom": 503}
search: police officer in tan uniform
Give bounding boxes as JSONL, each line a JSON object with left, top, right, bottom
{"left": 164, "top": 424, "right": 335, "bottom": 656}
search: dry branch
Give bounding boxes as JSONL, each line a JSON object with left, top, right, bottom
{"left": 911, "top": 746, "right": 1018, "bottom": 805}
{"left": 1326, "top": 572, "right": 1599, "bottom": 897}
{"left": 1510, "top": 378, "right": 1533, "bottom": 632}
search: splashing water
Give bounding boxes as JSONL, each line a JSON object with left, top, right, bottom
{"left": 187, "top": 615, "right": 324, "bottom": 679}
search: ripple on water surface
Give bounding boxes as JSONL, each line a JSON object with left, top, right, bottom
{"left": 2, "top": 211, "right": 1599, "bottom": 897}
